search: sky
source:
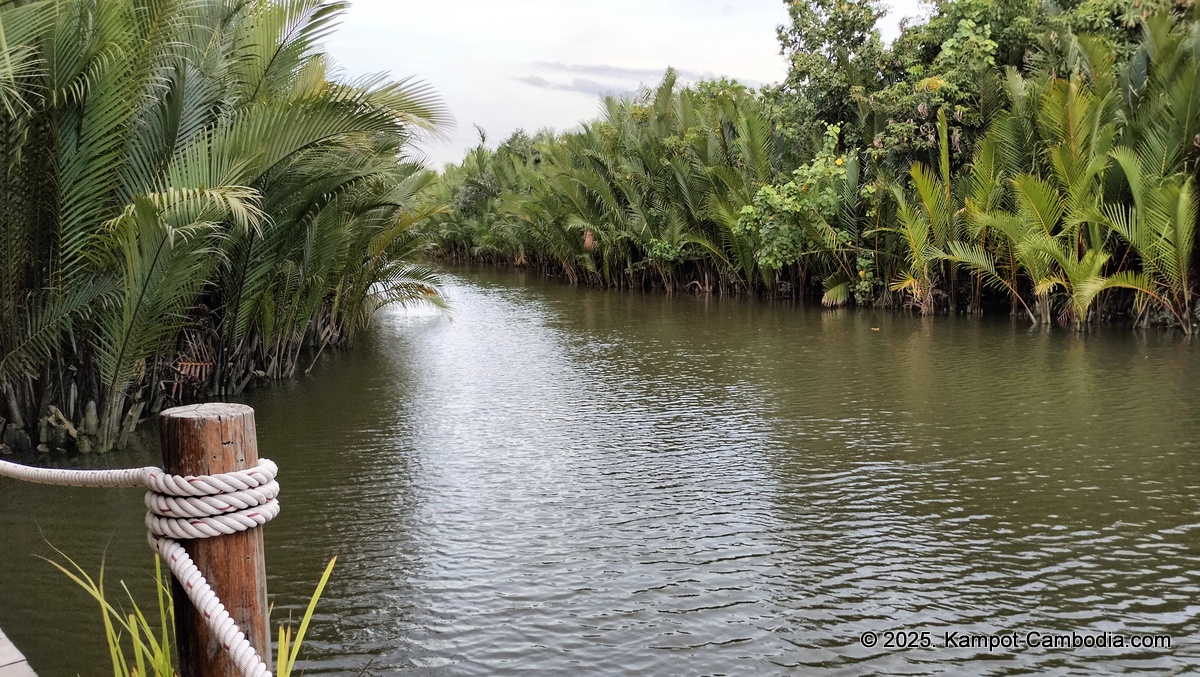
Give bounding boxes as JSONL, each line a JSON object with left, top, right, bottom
{"left": 324, "top": 1, "right": 926, "bottom": 167}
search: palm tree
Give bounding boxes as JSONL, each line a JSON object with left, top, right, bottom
{"left": 956, "top": 64, "right": 1121, "bottom": 328}
{"left": 0, "top": 0, "right": 448, "bottom": 451}
{"left": 1096, "top": 150, "right": 1197, "bottom": 331}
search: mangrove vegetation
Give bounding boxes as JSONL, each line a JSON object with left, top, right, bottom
{"left": 0, "top": 0, "right": 447, "bottom": 452}
{"left": 426, "top": 0, "right": 1200, "bottom": 333}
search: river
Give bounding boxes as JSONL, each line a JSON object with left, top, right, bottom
{"left": 2, "top": 267, "right": 1200, "bottom": 675}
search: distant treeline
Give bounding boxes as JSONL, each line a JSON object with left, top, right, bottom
{"left": 0, "top": 0, "right": 446, "bottom": 452}
{"left": 426, "top": 0, "right": 1200, "bottom": 334}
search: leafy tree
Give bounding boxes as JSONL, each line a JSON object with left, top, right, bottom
{"left": 768, "top": 0, "right": 886, "bottom": 160}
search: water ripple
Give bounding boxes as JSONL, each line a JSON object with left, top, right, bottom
{"left": 2, "top": 268, "right": 1200, "bottom": 675}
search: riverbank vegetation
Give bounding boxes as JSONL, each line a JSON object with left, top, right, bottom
{"left": 426, "top": 0, "right": 1200, "bottom": 334}
{"left": 0, "top": 0, "right": 447, "bottom": 452}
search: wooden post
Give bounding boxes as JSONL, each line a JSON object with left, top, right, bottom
{"left": 160, "top": 404, "right": 271, "bottom": 677}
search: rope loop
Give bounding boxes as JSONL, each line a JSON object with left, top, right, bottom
{"left": 145, "top": 459, "right": 278, "bottom": 497}
{"left": 144, "top": 461, "right": 280, "bottom": 541}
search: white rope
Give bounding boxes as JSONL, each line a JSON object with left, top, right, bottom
{"left": 0, "top": 457, "right": 280, "bottom": 677}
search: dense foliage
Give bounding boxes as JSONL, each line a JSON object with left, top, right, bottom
{"left": 426, "top": 0, "right": 1200, "bottom": 333}
{"left": 430, "top": 75, "right": 780, "bottom": 293}
{"left": 0, "top": 0, "right": 447, "bottom": 452}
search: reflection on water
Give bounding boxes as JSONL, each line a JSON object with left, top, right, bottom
{"left": 3, "top": 266, "right": 1200, "bottom": 675}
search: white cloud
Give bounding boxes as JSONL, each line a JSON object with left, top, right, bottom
{"left": 511, "top": 75, "right": 637, "bottom": 98}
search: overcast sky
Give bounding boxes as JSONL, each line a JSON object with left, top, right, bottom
{"left": 324, "top": 1, "right": 925, "bottom": 167}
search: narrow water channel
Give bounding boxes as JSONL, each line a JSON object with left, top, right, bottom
{"left": 2, "top": 267, "right": 1200, "bottom": 675}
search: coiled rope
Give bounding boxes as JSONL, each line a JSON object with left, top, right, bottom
{"left": 0, "top": 457, "right": 280, "bottom": 677}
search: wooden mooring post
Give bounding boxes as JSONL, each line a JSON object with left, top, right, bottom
{"left": 160, "top": 404, "right": 270, "bottom": 677}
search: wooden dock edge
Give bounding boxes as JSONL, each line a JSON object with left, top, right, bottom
{"left": 0, "top": 628, "right": 36, "bottom": 677}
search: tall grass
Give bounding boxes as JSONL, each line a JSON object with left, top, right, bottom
{"left": 47, "top": 548, "right": 337, "bottom": 677}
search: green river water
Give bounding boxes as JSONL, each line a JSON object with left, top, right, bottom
{"left": 2, "top": 267, "right": 1200, "bottom": 675}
